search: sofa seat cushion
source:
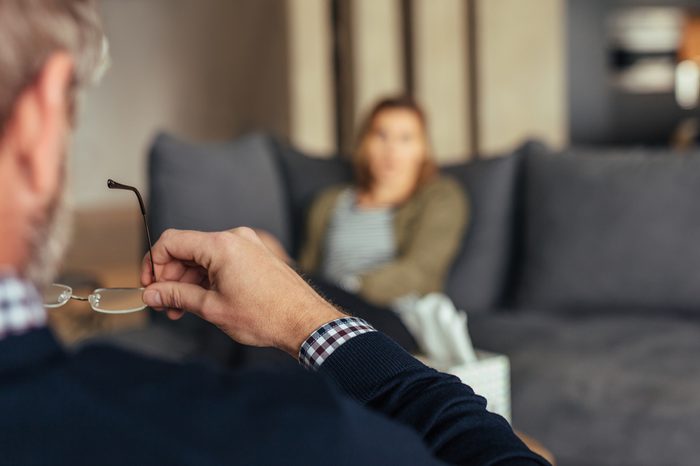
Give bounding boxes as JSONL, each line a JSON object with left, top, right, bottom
{"left": 469, "top": 311, "right": 700, "bottom": 466}
{"left": 516, "top": 150, "right": 700, "bottom": 312}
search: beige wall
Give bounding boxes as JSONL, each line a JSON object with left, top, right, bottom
{"left": 351, "top": 0, "right": 406, "bottom": 127}
{"left": 71, "top": 0, "right": 289, "bottom": 209}
{"left": 287, "top": 0, "right": 336, "bottom": 156}
{"left": 413, "top": 0, "right": 472, "bottom": 163}
{"left": 475, "top": 0, "right": 568, "bottom": 155}
{"left": 63, "top": 0, "right": 290, "bottom": 284}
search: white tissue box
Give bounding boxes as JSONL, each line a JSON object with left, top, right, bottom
{"left": 417, "top": 351, "right": 511, "bottom": 423}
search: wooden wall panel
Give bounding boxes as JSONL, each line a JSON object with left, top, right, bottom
{"left": 476, "top": 0, "right": 568, "bottom": 155}
{"left": 413, "top": 0, "right": 472, "bottom": 162}
{"left": 287, "top": 0, "right": 336, "bottom": 156}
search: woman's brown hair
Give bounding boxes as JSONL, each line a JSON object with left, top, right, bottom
{"left": 352, "top": 95, "right": 437, "bottom": 192}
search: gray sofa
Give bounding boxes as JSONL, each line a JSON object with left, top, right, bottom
{"left": 147, "top": 132, "right": 700, "bottom": 466}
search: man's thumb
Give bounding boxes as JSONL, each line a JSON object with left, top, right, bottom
{"left": 142, "top": 282, "right": 208, "bottom": 317}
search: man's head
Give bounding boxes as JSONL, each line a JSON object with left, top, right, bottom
{"left": 0, "top": 0, "right": 104, "bottom": 287}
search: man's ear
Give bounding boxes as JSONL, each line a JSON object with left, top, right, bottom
{"left": 12, "top": 52, "right": 74, "bottom": 205}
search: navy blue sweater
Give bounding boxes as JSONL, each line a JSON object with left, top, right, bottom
{"left": 0, "top": 328, "right": 548, "bottom": 465}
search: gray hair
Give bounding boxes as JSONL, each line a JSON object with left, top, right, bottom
{"left": 0, "top": 0, "right": 105, "bottom": 129}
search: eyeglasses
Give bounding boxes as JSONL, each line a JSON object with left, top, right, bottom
{"left": 43, "top": 179, "right": 156, "bottom": 314}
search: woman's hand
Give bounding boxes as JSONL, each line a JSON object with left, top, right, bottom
{"left": 140, "top": 228, "right": 345, "bottom": 357}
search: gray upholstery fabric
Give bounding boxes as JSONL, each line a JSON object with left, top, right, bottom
{"left": 148, "top": 132, "right": 291, "bottom": 250}
{"left": 444, "top": 150, "right": 522, "bottom": 312}
{"left": 469, "top": 311, "right": 700, "bottom": 466}
{"left": 516, "top": 149, "right": 700, "bottom": 312}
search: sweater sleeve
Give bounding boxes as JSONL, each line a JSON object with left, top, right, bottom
{"left": 358, "top": 178, "right": 469, "bottom": 305}
{"left": 318, "top": 332, "right": 550, "bottom": 466}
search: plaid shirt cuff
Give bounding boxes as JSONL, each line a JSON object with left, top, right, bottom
{"left": 299, "top": 317, "right": 376, "bottom": 370}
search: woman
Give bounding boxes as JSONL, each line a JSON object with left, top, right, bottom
{"left": 261, "top": 96, "right": 468, "bottom": 351}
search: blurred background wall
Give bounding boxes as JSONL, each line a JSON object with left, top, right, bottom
{"left": 71, "top": 0, "right": 567, "bottom": 209}
{"left": 72, "top": 0, "right": 289, "bottom": 210}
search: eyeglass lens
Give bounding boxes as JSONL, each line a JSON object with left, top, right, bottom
{"left": 89, "top": 288, "right": 146, "bottom": 314}
{"left": 43, "top": 284, "right": 73, "bottom": 308}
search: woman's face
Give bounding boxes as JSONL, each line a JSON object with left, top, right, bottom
{"left": 364, "top": 108, "right": 427, "bottom": 190}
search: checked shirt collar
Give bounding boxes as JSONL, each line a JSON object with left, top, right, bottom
{"left": 0, "top": 274, "right": 47, "bottom": 341}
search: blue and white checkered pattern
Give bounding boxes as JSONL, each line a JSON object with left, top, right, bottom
{"left": 299, "top": 317, "right": 376, "bottom": 370}
{"left": 0, "top": 276, "right": 46, "bottom": 340}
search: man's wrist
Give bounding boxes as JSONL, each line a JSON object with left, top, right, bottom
{"left": 281, "top": 302, "right": 346, "bottom": 357}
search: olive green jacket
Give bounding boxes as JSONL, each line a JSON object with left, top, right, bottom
{"left": 298, "top": 177, "right": 469, "bottom": 306}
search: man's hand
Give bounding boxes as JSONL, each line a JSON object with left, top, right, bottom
{"left": 254, "top": 228, "right": 293, "bottom": 264}
{"left": 140, "top": 228, "right": 345, "bottom": 357}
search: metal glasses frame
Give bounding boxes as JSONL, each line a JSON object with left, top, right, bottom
{"left": 43, "top": 179, "right": 156, "bottom": 313}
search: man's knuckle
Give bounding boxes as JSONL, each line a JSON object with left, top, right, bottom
{"left": 235, "top": 226, "right": 256, "bottom": 240}
{"left": 162, "top": 228, "right": 176, "bottom": 241}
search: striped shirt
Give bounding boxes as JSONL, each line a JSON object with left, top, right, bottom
{"left": 319, "top": 189, "right": 397, "bottom": 290}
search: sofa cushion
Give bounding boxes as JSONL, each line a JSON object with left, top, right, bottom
{"left": 444, "top": 148, "right": 523, "bottom": 312}
{"left": 148, "top": 132, "right": 291, "bottom": 250}
{"left": 469, "top": 311, "right": 700, "bottom": 466}
{"left": 516, "top": 149, "right": 700, "bottom": 312}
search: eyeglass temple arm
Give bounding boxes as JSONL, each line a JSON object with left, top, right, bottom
{"left": 107, "top": 179, "right": 157, "bottom": 282}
